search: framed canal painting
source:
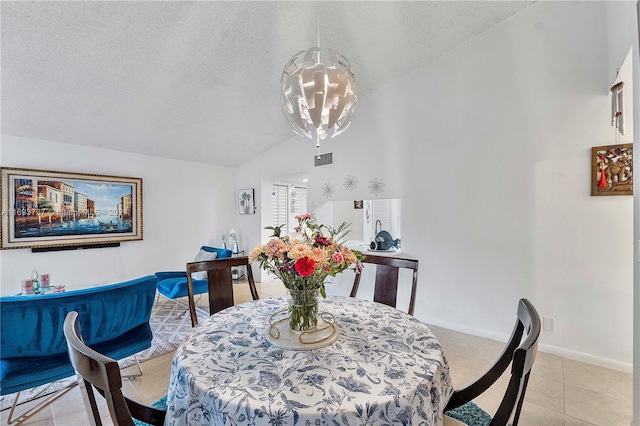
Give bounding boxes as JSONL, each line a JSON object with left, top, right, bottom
{"left": 1, "top": 167, "right": 143, "bottom": 250}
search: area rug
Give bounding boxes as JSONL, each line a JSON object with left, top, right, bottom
{"left": 133, "top": 396, "right": 168, "bottom": 426}
{"left": 0, "top": 297, "right": 207, "bottom": 411}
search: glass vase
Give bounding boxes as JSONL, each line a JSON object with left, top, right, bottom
{"left": 287, "top": 288, "right": 319, "bottom": 333}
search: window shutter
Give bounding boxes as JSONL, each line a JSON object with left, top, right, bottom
{"left": 272, "top": 185, "right": 288, "bottom": 228}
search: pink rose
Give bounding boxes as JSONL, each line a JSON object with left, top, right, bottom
{"left": 332, "top": 252, "right": 344, "bottom": 264}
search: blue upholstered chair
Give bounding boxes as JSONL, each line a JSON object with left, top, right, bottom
{"left": 0, "top": 276, "right": 157, "bottom": 424}
{"left": 155, "top": 246, "right": 233, "bottom": 302}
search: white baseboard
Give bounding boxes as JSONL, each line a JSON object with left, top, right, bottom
{"left": 537, "top": 343, "right": 632, "bottom": 374}
{"left": 426, "top": 317, "right": 511, "bottom": 344}
{"left": 426, "top": 318, "right": 633, "bottom": 374}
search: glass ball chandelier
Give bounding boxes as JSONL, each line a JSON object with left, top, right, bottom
{"left": 281, "top": 47, "right": 357, "bottom": 153}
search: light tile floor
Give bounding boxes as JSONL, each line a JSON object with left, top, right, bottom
{"left": 2, "top": 281, "right": 633, "bottom": 425}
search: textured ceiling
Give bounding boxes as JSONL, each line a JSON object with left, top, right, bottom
{"left": 1, "top": 1, "right": 533, "bottom": 167}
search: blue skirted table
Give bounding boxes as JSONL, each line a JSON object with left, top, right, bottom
{"left": 165, "top": 296, "right": 453, "bottom": 425}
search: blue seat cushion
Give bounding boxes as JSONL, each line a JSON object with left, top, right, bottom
{"left": 0, "top": 322, "right": 152, "bottom": 395}
{"left": 157, "top": 277, "right": 209, "bottom": 299}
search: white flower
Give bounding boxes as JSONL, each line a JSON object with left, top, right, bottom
{"left": 304, "top": 227, "right": 314, "bottom": 240}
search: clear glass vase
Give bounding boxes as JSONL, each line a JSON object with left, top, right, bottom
{"left": 287, "top": 288, "right": 319, "bottom": 333}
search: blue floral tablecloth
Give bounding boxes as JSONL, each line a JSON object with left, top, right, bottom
{"left": 165, "top": 296, "right": 453, "bottom": 425}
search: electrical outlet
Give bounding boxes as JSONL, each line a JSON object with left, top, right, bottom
{"left": 543, "top": 316, "right": 555, "bottom": 332}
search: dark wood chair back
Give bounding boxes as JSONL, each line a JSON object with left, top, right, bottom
{"left": 444, "top": 298, "right": 541, "bottom": 426}
{"left": 186, "top": 256, "right": 259, "bottom": 326}
{"left": 349, "top": 254, "right": 419, "bottom": 315}
{"left": 63, "top": 311, "right": 166, "bottom": 426}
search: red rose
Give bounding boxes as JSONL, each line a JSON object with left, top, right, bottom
{"left": 295, "top": 257, "right": 316, "bottom": 277}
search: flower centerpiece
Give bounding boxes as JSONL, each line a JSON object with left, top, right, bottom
{"left": 250, "top": 213, "right": 364, "bottom": 333}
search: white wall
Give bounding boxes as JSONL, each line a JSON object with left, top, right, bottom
{"left": 0, "top": 135, "right": 237, "bottom": 293}
{"left": 238, "top": 1, "right": 636, "bottom": 371}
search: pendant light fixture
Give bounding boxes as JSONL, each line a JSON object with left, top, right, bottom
{"left": 281, "top": 47, "right": 357, "bottom": 155}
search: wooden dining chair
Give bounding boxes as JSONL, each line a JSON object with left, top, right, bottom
{"left": 63, "top": 311, "right": 167, "bottom": 426}
{"left": 349, "top": 254, "right": 419, "bottom": 315}
{"left": 186, "top": 256, "right": 259, "bottom": 327}
{"left": 443, "top": 298, "right": 541, "bottom": 426}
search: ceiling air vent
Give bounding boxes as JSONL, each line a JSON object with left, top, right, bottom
{"left": 314, "top": 152, "right": 333, "bottom": 167}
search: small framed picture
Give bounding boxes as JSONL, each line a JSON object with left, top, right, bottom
{"left": 354, "top": 200, "right": 363, "bottom": 209}
{"left": 238, "top": 189, "right": 255, "bottom": 214}
{"left": 591, "top": 144, "right": 633, "bottom": 196}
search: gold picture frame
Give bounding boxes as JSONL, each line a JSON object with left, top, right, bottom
{"left": 1, "top": 167, "right": 143, "bottom": 249}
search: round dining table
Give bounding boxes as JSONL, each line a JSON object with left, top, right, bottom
{"left": 164, "top": 296, "right": 453, "bottom": 425}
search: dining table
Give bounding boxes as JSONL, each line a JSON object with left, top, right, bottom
{"left": 164, "top": 295, "right": 453, "bottom": 425}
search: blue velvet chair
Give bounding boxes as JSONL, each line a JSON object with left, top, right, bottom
{"left": 155, "top": 246, "right": 233, "bottom": 302}
{"left": 0, "top": 275, "right": 157, "bottom": 424}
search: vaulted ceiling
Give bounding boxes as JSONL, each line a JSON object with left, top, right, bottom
{"left": 1, "top": 1, "right": 534, "bottom": 167}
